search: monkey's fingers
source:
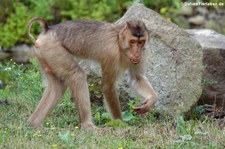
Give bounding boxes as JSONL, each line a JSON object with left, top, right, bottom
{"left": 133, "top": 106, "right": 149, "bottom": 114}
{"left": 133, "top": 105, "right": 149, "bottom": 114}
{"left": 133, "top": 99, "right": 152, "bottom": 114}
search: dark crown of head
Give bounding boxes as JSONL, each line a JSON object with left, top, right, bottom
{"left": 127, "top": 20, "right": 145, "bottom": 38}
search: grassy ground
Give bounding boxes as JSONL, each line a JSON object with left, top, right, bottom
{"left": 0, "top": 60, "right": 225, "bottom": 149}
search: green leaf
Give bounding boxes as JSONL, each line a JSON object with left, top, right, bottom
{"left": 101, "top": 112, "right": 111, "bottom": 121}
{"left": 58, "top": 131, "right": 72, "bottom": 143}
{"left": 102, "top": 112, "right": 110, "bottom": 117}
{"left": 94, "top": 112, "right": 101, "bottom": 123}
{"left": 122, "top": 111, "right": 136, "bottom": 122}
{"left": 176, "top": 116, "right": 188, "bottom": 135}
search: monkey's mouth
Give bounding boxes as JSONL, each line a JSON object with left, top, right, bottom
{"left": 130, "top": 59, "right": 140, "bottom": 65}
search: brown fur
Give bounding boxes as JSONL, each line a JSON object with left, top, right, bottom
{"left": 27, "top": 17, "right": 157, "bottom": 129}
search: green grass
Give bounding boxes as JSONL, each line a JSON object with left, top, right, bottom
{"left": 0, "top": 60, "right": 225, "bottom": 148}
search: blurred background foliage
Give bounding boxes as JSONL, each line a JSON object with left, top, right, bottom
{"left": 0, "top": 0, "right": 224, "bottom": 49}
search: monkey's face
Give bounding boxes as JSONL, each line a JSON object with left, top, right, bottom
{"left": 120, "top": 22, "right": 148, "bottom": 65}
{"left": 128, "top": 36, "right": 146, "bottom": 64}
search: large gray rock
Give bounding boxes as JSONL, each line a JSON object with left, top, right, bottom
{"left": 186, "top": 29, "right": 225, "bottom": 109}
{"left": 81, "top": 4, "right": 203, "bottom": 115}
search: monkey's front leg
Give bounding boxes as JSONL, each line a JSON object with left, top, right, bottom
{"left": 130, "top": 75, "right": 157, "bottom": 114}
{"left": 101, "top": 70, "right": 122, "bottom": 119}
{"left": 69, "top": 69, "right": 95, "bottom": 130}
{"left": 102, "top": 83, "right": 122, "bottom": 119}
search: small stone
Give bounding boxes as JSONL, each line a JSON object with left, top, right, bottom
{"left": 10, "top": 44, "right": 34, "bottom": 63}
{"left": 188, "top": 15, "right": 205, "bottom": 25}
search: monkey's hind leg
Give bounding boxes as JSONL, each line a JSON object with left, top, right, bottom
{"left": 28, "top": 72, "right": 67, "bottom": 129}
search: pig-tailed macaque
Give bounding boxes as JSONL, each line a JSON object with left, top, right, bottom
{"left": 27, "top": 17, "right": 157, "bottom": 129}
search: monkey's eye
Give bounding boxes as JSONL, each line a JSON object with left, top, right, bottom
{"left": 130, "top": 40, "right": 136, "bottom": 44}
{"left": 138, "top": 40, "right": 145, "bottom": 45}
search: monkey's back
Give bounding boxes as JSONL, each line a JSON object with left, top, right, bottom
{"left": 50, "top": 20, "right": 120, "bottom": 60}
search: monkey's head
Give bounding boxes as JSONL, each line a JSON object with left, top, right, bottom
{"left": 119, "top": 20, "right": 148, "bottom": 65}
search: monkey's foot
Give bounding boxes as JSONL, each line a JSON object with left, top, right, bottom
{"left": 28, "top": 117, "right": 43, "bottom": 130}
{"left": 28, "top": 122, "right": 43, "bottom": 130}
{"left": 80, "top": 123, "right": 98, "bottom": 130}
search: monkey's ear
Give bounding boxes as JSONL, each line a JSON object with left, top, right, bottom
{"left": 126, "top": 21, "right": 132, "bottom": 29}
{"left": 119, "top": 23, "right": 128, "bottom": 37}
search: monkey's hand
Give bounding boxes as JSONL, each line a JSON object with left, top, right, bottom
{"left": 133, "top": 99, "right": 154, "bottom": 114}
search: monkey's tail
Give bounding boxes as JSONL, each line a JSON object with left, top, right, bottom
{"left": 27, "top": 17, "right": 49, "bottom": 42}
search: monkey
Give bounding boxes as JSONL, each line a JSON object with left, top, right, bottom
{"left": 27, "top": 17, "right": 157, "bottom": 129}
